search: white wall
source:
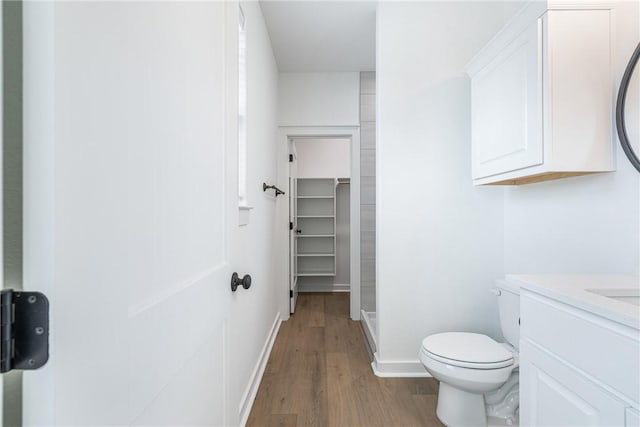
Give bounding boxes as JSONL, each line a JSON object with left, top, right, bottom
{"left": 294, "top": 138, "right": 351, "bottom": 178}
{"left": 230, "top": 2, "right": 281, "bottom": 425}
{"left": 503, "top": 1, "right": 640, "bottom": 275}
{"left": 376, "top": 2, "right": 508, "bottom": 375}
{"left": 278, "top": 72, "right": 360, "bottom": 126}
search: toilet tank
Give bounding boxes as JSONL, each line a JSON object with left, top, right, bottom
{"left": 495, "top": 279, "right": 521, "bottom": 350}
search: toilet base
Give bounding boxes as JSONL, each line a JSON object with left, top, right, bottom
{"left": 436, "top": 382, "right": 487, "bottom": 427}
{"left": 487, "top": 415, "right": 519, "bottom": 427}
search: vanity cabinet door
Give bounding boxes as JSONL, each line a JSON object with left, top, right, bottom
{"left": 520, "top": 340, "right": 626, "bottom": 427}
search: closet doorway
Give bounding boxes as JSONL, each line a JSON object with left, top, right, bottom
{"left": 278, "top": 128, "right": 361, "bottom": 321}
{"left": 290, "top": 138, "right": 350, "bottom": 313}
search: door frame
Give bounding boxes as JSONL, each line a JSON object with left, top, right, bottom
{"left": 0, "top": 1, "right": 4, "bottom": 420}
{"left": 277, "top": 126, "right": 360, "bottom": 321}
{"left": 287, "top": 141, "right": 298, "bottom": 314}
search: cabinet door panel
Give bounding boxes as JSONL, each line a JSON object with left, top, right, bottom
{"left": 471, "top": 20, "right": 542, "bottom": 179}
{"left": 521, "top": 340, "right": 626, "bottom": 427}
{"left": 544, "top": 10, "right": 612, "bottom": 169}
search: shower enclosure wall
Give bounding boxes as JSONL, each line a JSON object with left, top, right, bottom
{"left": 360, "top": 72, "right": 377, "bottom": 351}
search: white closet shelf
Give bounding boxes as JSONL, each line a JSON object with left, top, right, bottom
{"left": 296, "top": 253, "right": 336, "bottom": 257}
{"left": 296, "top": 196, "right": 334, "bottom": 199}
{"left": 298, "top": 273, "right": 336, "bottom": 277}
{"left": 297, "top": 215, "right": 335, "bottom": 218}
{"left": 296, "top": 234, "right": 335, "bottom": 238}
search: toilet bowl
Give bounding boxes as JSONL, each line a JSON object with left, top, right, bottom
{"left": 419, "top": 280, "right": 521, "bottom": 427}
{"left": 420, "top": 333, "right": 518, "bottom": 426}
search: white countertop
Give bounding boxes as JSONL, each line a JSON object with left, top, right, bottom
{"left": 506, "top": 274, "right": 640, "bottom": 330}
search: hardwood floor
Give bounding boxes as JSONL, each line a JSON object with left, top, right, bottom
{"left": 247, "top": 293, "right": 444, "bottom": 427}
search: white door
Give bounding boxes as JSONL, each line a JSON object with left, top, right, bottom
{"left": 289, "top": 141, "right": 299, "bottom": 313}
{"left": 21, "top": 2, "right": 239, "bottom": 425}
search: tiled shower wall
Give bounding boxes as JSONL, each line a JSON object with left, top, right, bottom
{"left": 360, "top": 72, "right": 376, "bottom": 312}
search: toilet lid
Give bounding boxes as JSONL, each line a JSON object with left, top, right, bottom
{"left": 421, "top": 332, "right": 513, "bottom": 369}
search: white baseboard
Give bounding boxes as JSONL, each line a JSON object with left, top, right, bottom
{"left": 372, "top": 353, "right": 432, "bottom": 378}
{"left": 238, "top": 312, "right": 282, "bottom": 427}
{"left": 360, "top": 309, "right": 377, "bottom": 353}
{"left": 299, "top": 283, "right": 350, "bottom": 292}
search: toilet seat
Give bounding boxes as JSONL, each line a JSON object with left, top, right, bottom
{"left": 421, "top": 332, "right": 514, "bottom": 370}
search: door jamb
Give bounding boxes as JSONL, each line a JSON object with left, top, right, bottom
{"left": 277, "top": 126, "right": 360, "bottom": 321}
{"left": 1, "top": 2, "right": 4, "bottom": 420}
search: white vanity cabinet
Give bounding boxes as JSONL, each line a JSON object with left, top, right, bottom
{"left": 466, "top": 4, "right": 614, "bottom": 185}
{"left": 519, "top": 289, "right": 640, "bottom": 426}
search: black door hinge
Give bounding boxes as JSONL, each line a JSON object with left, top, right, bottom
{"left": 289, "top": 222, "right": 293, "bottom": 230}
{"left": 289, "top": 154, "right": 293, "bottom": 162}
{"left": 0, "top": 289, "right": 50, "bottom": 374}
{"left": 290, "top": 290, "right": 293, "bottom": 298}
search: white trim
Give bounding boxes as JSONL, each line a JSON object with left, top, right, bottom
{"left": 360, "top": 309, "right": 377, "bottom": 353}
{"left": 374, "top": 8, "right": 382, "bottom": 365}
{"left": 349, "top": 127, "right": 361, "bottom": 321}
{"left": 0, "top": 2, "right": 4, "bottom": 420}
{"left": 23, "top": 3, "right": 56, "bottom": 425}
{"left": 372, "top": 353, "right": 432, "bottom": 378}
{"left": 277, "top": 126, "right": 361, "bottom": 321}
{"left": 238, "top": 313, "right": 282, "bottom": 427}
{"left": 238, "top": 205, "right": 253, "bottom": 226}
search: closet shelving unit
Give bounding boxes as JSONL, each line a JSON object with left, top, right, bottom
{"left": 296, "top": 178, "right": 336, "bottom": 277}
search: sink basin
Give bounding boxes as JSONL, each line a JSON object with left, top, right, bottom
{"left": 587, "top": 288, "right": 640, "bottom": 307}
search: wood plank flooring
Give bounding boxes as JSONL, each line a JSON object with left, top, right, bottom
{"left": 247, "top": 293, "right": 444, "bottom": 427}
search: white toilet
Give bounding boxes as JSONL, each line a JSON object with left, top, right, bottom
{"left": 419, "top": 280, "right": 520, "bottom": 427}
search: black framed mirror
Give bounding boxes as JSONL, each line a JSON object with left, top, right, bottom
{"left": 616, "top": 42, "right": 640, "bottom": 173}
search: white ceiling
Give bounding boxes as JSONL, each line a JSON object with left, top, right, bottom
{"left": 259, "top": 1, "right": 376, "bottom": 72}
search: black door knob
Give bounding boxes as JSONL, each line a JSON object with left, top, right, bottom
{"left": 230, "top": 272, "right": 252, "bottom": 292}
{"left": 296, "top": 229, "right": 302, "bottom": 234}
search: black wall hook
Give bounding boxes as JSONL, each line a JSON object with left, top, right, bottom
{"left": 263, "top": 183, "right": 285, "bottom": 197}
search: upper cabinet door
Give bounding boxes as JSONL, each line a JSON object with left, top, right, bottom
{"left": 471, "top": 20, "right": 542, "bottom": 180}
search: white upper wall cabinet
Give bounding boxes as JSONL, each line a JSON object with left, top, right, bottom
{"left": 466, "top": 4, "right": 614, "bottom": 185}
